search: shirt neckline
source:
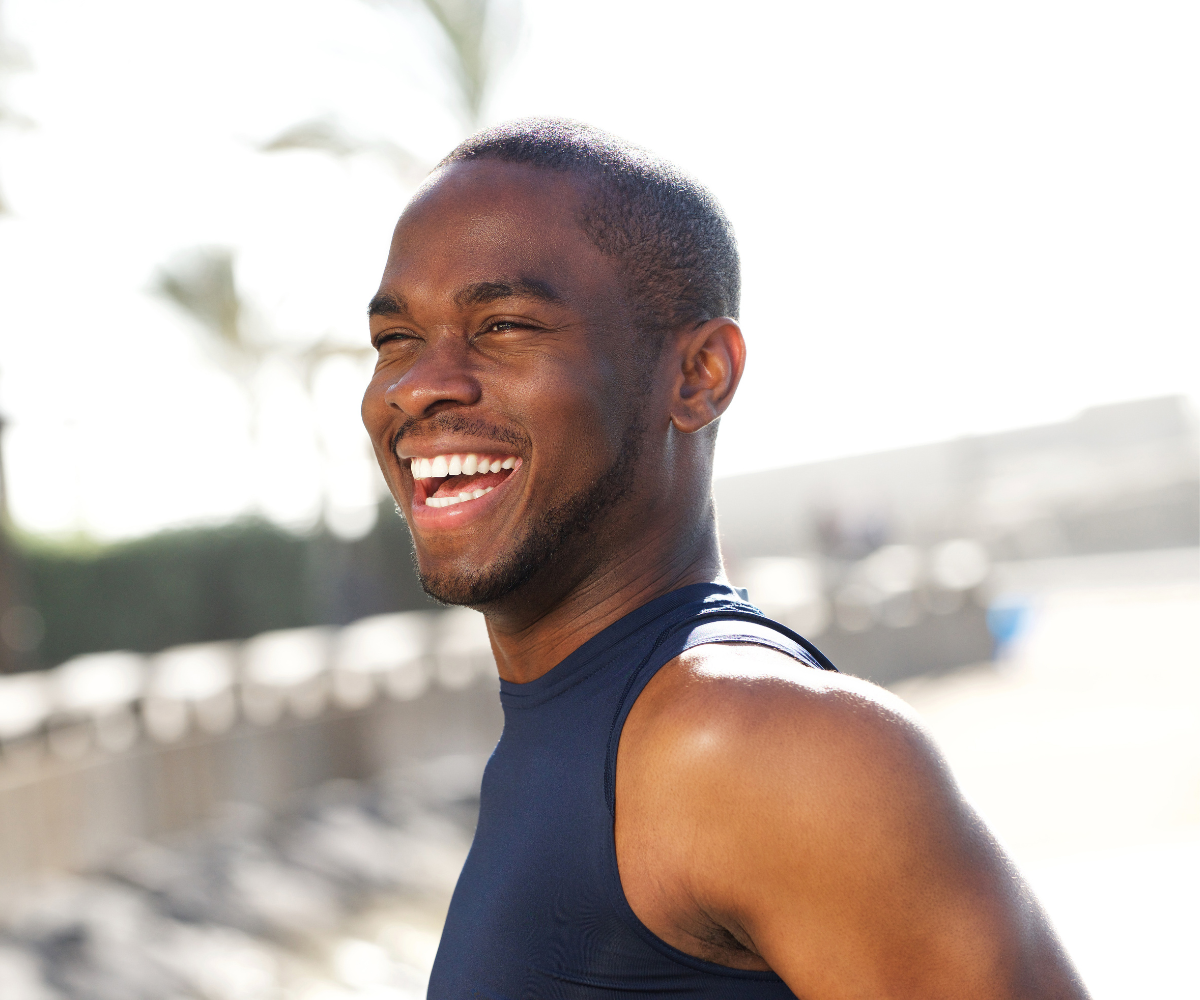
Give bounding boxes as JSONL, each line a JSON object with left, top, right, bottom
{"left": 497, "top": 582, "right": 740, "bottom": 709}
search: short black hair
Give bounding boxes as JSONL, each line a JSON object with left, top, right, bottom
{"left": 438, "top": 119, "right": 740, "bottom": 338}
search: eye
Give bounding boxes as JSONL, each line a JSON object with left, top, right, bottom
{"left": 374, "top": 329, "right": 419, "bottom": 349}
{"left": 478, "top": 317, "right": 543, "bottom": 338}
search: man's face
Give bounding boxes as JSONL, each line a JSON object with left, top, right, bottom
{"left": 362, "top": 160, "right": 652, "bottom": 606}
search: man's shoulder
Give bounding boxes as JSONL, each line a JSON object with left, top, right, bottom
{"left": 616, "top": 643, "right": 1088, "bottom": 997}
{"left": 626, "top": 640, "right": 936, "bottom": 779}
{"left": 618, "top": 639, "right": 961, "bottom": 868}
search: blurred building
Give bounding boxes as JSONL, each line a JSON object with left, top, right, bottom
{"left": 717, "top": 395, "right": 1199, "bottom": 684}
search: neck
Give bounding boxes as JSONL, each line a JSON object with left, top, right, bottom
{"left": 480, "top": 500, "right": 725, "bottom": 685}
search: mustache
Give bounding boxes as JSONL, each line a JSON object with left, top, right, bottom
{"left": 391, "top": 412, "right": 531, "bottom": 455}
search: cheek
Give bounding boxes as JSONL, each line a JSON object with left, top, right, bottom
{"left": 361, "top": 372, "right": 393, "bottom": 434}
{"left": 360, "top": 377, "right": 406, "bottom": 481}
{"left": 514, "top": 357, "right": 630, "bottom": 461}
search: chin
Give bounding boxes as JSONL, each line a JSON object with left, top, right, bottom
{"left": 417, "top": 558, "right": 536, "bottom": 608}
{"left": 416, "top": 512, "right": 577, "bottom": 608}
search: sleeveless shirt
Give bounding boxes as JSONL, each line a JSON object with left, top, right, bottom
{"left": 427, "top": 583, "right": 837, "bottom": 999}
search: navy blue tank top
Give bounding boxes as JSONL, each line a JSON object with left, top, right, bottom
{"left": 428, "top": 583, "right": 837, "bottom": 998}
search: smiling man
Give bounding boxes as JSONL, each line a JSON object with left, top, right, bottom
{"left": 362, "top": 120, "right": 1088, "bottom": 1000}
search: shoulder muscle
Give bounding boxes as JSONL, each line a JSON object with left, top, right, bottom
{"left": 617, "top": 642, "right": 1088, "bottom": 1000}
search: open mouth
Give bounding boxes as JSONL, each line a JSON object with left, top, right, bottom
{"left": 408, "top": 453, "right": 521, "bottom": 508}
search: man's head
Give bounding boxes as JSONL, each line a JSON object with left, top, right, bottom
{"left": 362, "top": 119, "right": 745, "bottom": 613}
{"left": 439, "top": 119, "right": 740, "bottom": 340}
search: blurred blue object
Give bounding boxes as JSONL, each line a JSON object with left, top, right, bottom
{"left": 987, "top": 600, "right": 1029, "bottom": 652}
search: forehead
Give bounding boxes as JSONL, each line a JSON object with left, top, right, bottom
{"left": 380, "top": 160, "right": 612, "bottom": 304}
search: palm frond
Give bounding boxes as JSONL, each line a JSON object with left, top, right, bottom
{"left": 260, "top": 116, "right": 366, "bottom": 158}
{"left": 413, "top": 0, "right": 491, "bottom": 125}
{"left": 152, "top": 247, "right": 245, "bottom": 353}
{"left": 259, "top": 115, "right": 429, "bottom": 183}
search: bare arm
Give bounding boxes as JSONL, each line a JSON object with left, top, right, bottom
{"left": 615, "top": 644, "right": 1089, "bottom": 1000}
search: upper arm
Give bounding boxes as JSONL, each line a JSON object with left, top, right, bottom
{"left": 620, "top": 645, "right": 1088, "bottom": 1000}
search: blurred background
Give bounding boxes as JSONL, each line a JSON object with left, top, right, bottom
{"left": 0, "top": 0, "right": 1196, "bottom": 997}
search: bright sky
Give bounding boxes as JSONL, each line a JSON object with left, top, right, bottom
{"left": 0, "top": 0, "right": 1196, "bottom": 539}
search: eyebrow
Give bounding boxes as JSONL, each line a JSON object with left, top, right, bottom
{"left": 367, "top": 278, "right": 563, "bottom": 320}
{"left": 455, "top": 278, "right": 563, "bottom": 308}
{"left": 367, "top": 292, "right": 409, "bottom": 317}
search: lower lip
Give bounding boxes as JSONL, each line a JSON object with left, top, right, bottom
{"left": 408, "top": 462, "right": 521, "bottom": 530}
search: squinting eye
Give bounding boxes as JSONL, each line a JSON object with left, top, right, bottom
{"left": 376, "top": 331, "right": 416, "bottom": 347}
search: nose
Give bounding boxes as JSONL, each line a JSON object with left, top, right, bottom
{"left": 383, "top": 335, "right": 482, "bottom": 419}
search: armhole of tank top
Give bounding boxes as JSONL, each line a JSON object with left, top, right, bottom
{"left": 603, "top": 608, "right": 833, "bottom": 817}
{"left": 599, "top": 609, "right": 824, "bottom": 982}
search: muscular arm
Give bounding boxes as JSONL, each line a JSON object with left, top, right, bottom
{"left": 615, "top": 644, "right": 1089, "bottom": 1000}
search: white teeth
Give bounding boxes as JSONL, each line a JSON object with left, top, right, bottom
{"left": 424, "top": 486, "right": 494, "bottom": 509}
{"left": 408, "top": 453, "right": 519, "bottom": 482}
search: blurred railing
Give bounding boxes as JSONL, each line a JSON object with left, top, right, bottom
{"left": 0, "top": 608, "right": 503, "bottom": 887}
{"left": 0, "top": 535, "right": 1003, "bottom": 883}
{"left": 6, "top": 541, "right": 1195, "bottom": 887}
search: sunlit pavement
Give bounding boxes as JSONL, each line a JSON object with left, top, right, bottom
{"left": 892, "top": 580, "right": 1200, "bottom": 998}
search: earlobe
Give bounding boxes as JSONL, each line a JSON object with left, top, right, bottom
{"left": 669, "top": 318, "right": 746, "bottom": 434}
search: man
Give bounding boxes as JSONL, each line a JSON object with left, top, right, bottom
{"left": 362, "top": 119, "right": 1088, "bottom": 999}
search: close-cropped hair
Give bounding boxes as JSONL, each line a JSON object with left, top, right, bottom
{"left": 439, "top": 118, "right": 740, "bottom": 340}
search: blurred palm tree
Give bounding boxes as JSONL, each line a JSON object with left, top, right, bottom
{"left": 152, "top": 247, "right": 260, "bottom": 393}
{"left": 260, "top": 0, "right": 519, "bottom": 178}
{"left": 259, "top": 116, "right": 429, "bottom": 185}
{"left": 152, "top": 246, "right": 371, "bottom": 440}
{"left": 0, "top": 3, "right": 38, "bottom": 671}
{"left": 398, "top": 0, "right": 496, "bottom": 128}
{"left": 160, "top": 0, "right": 518, "bottom": 531}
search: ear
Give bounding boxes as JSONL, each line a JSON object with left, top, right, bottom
{"left": 668, "top": 317, "right": 746, "bottom": 434}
